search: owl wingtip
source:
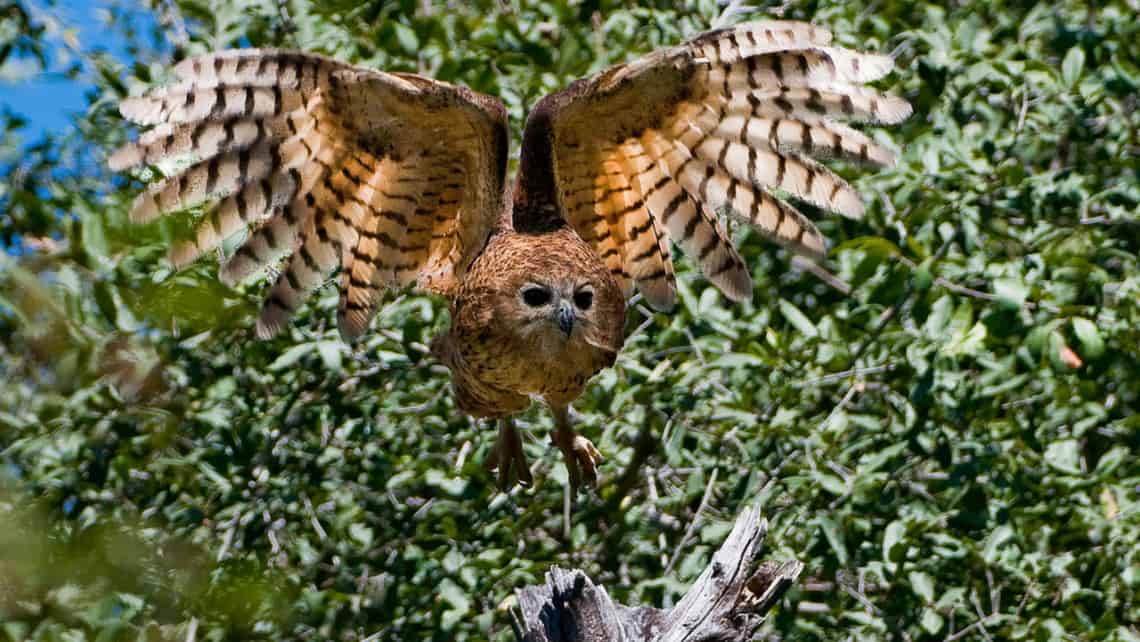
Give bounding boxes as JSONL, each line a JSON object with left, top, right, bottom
{"left": 717, "top": 270, "right": 754, "bottom": 304}
{"left": 637, "top": 282, "right": 678, "bottom": 313}
{"left": 882, "top": 97, "right": 914, "bottom": 124}
{"left": 128, "top": 192, "right": 161, "bottom": 224}
{"left": 336, "top": 313, "right": 369, "bottom": 343}
{"left": 218, "top": 266, "right": 242, "bottom": 288}
{"left": 255, "top": 310, "right": 288, "bottom": 340}
{"left": 108, "top": 144, "right": 140, "bottom": 172}
{"left": 168, "top": 241, "right": 200, "bottom": 270}
{"left": 220, "top": 253, "right": 267, "bottom": 286}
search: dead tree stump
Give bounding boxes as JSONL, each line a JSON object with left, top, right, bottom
{"left": 514, "top": 505, "right": 802, "bottom": 641}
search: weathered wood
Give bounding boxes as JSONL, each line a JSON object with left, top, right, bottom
{"left": 515, "top": 505, "right": 802, "bottom": 642}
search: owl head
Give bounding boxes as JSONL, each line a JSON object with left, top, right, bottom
{"left": 453, "top": 227, "right": 625, "bottom": 362}
{"left": 506, "top": 229, "right": 623, "bottom": 355}
{"left": 513, "top": 274, "right": 603, "bottom": 345}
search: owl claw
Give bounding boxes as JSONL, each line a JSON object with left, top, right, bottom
{"left": 553, "top": 427, "right": 603, "bottom": 491}
{"left": 485, "top": 419, "right": 533, "bottom": 490}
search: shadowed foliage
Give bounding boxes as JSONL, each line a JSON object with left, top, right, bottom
{"left": 1, "top": 1, "right": 1137, "bottom": 640}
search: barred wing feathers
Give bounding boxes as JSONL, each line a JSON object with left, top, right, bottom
{"left": 112, "top": 50, "right": 509, "bottom": 339}
{"left": 534, "top": 20, "right": 911, "bottom": 310}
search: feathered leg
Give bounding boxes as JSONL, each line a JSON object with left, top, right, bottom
{"left": 484, "top": 418, "right": 533, "bottom": 489}
{"left": 551, "top": 406, "right": 603, "bottom": 490}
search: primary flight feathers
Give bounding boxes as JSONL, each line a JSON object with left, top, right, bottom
{"left": 112, "top": 19, "right": 910, "bottom": 337}
{"left": 113, "top": 51, "right": 508, "bottom": 340}
{"left": 542, "top": 21, "right": 909, "bottom": 310}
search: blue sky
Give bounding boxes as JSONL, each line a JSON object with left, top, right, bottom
{"left": 1, "top": 1, "right": 158, "bottom": 140}
{"left": 0, "top": 2, "right": 163, "bottom": 255}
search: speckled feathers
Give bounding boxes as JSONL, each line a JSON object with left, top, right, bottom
{"left": 433, "top": 227, "right": 624, "bottom": 417}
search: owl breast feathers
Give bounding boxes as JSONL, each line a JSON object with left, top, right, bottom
{"left": 111, "top": 20, "right": 911, "bottom": 486}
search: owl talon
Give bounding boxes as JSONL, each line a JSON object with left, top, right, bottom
{"left": 563, "top": 435, "right": 601, "bottom": 490}
{"left": 485, "top": 419, "right": 533, "bottom": 489}
{"left": 552, "top": 411, "right": 602, "bottom": 490}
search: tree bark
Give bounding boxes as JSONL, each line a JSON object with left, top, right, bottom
{"left": 514, "top": 505, "right": 802, "bottom": 642}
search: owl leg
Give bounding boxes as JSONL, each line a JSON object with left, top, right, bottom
{"left": 551, "top": 406, "right": 603, "bottom": 489}
{"left": 484, "top": 418, "right": 533, "bottom": 489}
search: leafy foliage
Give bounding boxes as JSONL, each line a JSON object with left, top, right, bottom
{"left": 2, "top": 1, "right": 1138, "bottom": 640}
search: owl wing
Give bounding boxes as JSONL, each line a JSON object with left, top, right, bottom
{"left": 112, "top": 50, "right": 509, "bottom": 339}
{"left": 528, "top": 20, "right": 911, "bottom": 310}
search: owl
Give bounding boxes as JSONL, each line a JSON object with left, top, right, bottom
{"left": 111, "top": 20, "right": 911, "bottom": 490}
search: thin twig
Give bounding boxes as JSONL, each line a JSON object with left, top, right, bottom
{"left": 607, "top": 415, "right": 664, "bottom": 509}
{"left": 1016, "top": 85, "right": 1031, "bottom": 134}
{"left": 987, "top": 568, "right": 1000, "bottom": 615}
{"left": 819, "top": 382, "right": 863, "bottom": 433}
{"left": 665, "top": 468, "right": 718, "bottom": 575}
{"left": 626, "top": 307, "right": 658, "bottom": 341}
{"left": 563, "top": 481, "right": 571, "bottom": 540}
{"left": 894, "top": 253, "right": 1058, "bottom": 313}
{"left": 216, "top": 522, "right": 235, "bottom": 562}
{"left": 1014, "top": 581, "right": 1035, "bottom": 619}
{"left": 970, "top": 591, "right": 996, "bottom": 642}
{"left": 161, "top": 0, "right": 190, "bottom": 46}
{"left": 798, "top": 601, "right": 831, "bottom": 614}
{"left": 712, "top": 0, "right": 757, "bottom": 29}
{"left": 793, "top": 256, "right": 853, "bottom": 296}
{"left": 946, "top": 620, "right": 986, "bottom": 642}
{"left": 793, "top": 363, "right": 896, "bottom": 388}
{"left": 842, "top": 583, "right": 879, "bottom": 614}
{"left": 303, "top": 494, "right": 328, "bottom": 541}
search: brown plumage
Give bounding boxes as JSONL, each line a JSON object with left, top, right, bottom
{"left": 111, "top": 20, "right": 911, "bottom": 490}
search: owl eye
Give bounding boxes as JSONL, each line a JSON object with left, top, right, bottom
{"left": 574, "top": 289, "right": 594, "bottom": 311}
{"left": 521, "top": 286, "right": 552, "bottom": 307}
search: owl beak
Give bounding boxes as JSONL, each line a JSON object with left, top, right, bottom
{"left": 556, "top": 301, "right": 575, "bottom": 337}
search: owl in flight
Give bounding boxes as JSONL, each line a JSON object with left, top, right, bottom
{"left": 111, "top": 20, "right": 910, "bottom": 489}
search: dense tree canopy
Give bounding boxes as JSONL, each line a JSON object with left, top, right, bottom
{"left": 1, "top": 1, "right": 1137, "bottom": 640}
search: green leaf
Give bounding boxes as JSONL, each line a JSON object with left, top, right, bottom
{"left": 778, "top": 299, "right": 818, "bottom": 338}
{"left": 861, "top": 441, "right": 908, "bottom": 474}
{"left": 1044, "top": 439, "right": 1082, "bottom": 475}
{"left": 941, "top": 321, "right": 987, "bottom": 357}
{"left": 834, "top": 236, "right": 903, "bottom": 260}
{"left": 983, "top": 524, "right": 1015, "bottom": 564}
{"left": 393, "top": 22, "right": 420, "bottom": 54}
{"left": 912, "top": 263, "right": 934, "bottom": 292}
{"left": 439, "top": 578, "right": 471, "bottom": 629}
{"left": 1026, "top": 320, "right": 1061, "bottom": 357}
{"left": 812, "top": 470, "right": 847, "bottom": 496}
{"left": 909, "top": 571, "right": 935, "bottom": 603}
{"left": 993, "top": 277, "right": 1028, "bottom": 308}
{"left": 935, "top": 587, "right": 968, "bottom": 610}
{"left": 81, "top": 210, "right": 109, "bottom": 263}
{"left": 920, "top": 608, "right": 944, "bottom": 634}
{"left": 269, "top": 344, "right": 313, "bottom": 371}
{"left": 316, "top": 340, "right": 345, "bottom": 372}
{"left": 1062, "top": 47, "right": 1085, "bottom": 87}
{"left": 818, "top": 516, "right": 849, "bottom": 566}
{"left": 348, "top": 523, "right": 374, "bottom": 549}
{"left": 1095, "top": 446, "right": 1128, "bottom": 476}
{"left": 92, "top": 280, "right": 118, "bottom": 326}
{"left": 883, "top": 520, "right": 907, "bottom": 571}
{"left": 1071, "top": 317, "right": 1105, "bottom": 359}
{"left": 1048, "top": 330, "right": 1077, "bottom": 370}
